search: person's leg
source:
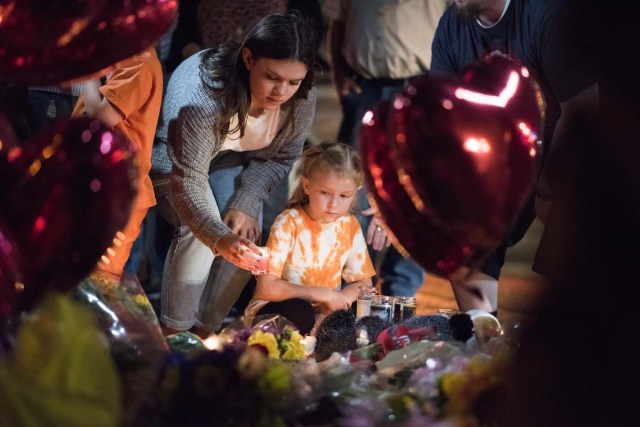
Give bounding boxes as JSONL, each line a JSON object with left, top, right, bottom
{"left": 228, "top": 169, "right": 290, "bottom": 321}
{"left": 25, "top": 90, "right": 55, "bottom": 134}
{"left": 379, "top": 246, "right": 425, "bottom": 297}
{"left": 450, "top": 195, "right": 537, "bottom": 313}
{"left": 157, "top": 188, "right": 216, "bottom": 332}
{"left": 146, "top": 206, "right": 173, "bottom": 293}
{"left": 347, "top": 78, "right": 387, "bottom": 148}
{"left": 349, "top": 79, "right": 387, "bottom": 253}
{"left": 255, "top": 299, "right": 316, "bottom": 335}
{"left": 25, "top": 90, "right": 76, "bottom": 134}
{"left": 337, "top": 91, "right": 360, "bottom": 146}
{"left": 261, "top": 173, "right": 289, "bottom": 244}
{"left": 450, "top": 269, "right": 499, "bottom": 313}
{"left": 351, "top": 80, "right": 428, "bottom": 296}
{"left": 96, "top": 206, "right": 149, "bottom": 278}
{"left": 195, "top": 151, "right": 261, "bottom": 333}
{"left": 123, "top": 222, "right": 144, "bottom": 275}
{"left": 132, "top": 206, "right": 169, "bottom": 294}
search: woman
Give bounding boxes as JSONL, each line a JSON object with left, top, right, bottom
{"left": 151, "top": 11, "right": 317, "bottom": 335}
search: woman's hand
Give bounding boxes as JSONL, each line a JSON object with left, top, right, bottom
{"left": 362, "top": 207, "right": 392, "bottom": 251}
{"left": 223, "top": 208, "right": 261, "bottom": 244}
{"left": 215, "top": 232, "right": 263, "bottom": 271}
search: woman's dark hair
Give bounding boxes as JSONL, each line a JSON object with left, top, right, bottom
{"left": 199, "top": 10, "right": 316, "bottom": 137}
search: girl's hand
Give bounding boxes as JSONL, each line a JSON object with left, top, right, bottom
{"left": 361, "top": 207, "right": 392, "bottom": 251}
{"left": 317, "top": 288, "right": 352, "bottom": 312}
{"left": 223, "top": 208, "right": 261, "bottom": 244}
{"left": 215, "top": 232, "right": 263, "bottom": 271}
{"left": 340, "top": 283, "right": 364, "bottom": 304}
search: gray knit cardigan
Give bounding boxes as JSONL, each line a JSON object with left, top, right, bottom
{"left": 151, "top": 50, "right": 317, "bottom": 251}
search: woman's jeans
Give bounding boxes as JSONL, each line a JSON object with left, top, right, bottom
{"left": 156, "top": 151, "right": 262, "bottom": 332}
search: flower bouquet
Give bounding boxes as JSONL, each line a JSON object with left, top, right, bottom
{"left": 0, "top": 292, "right": 121, "bottom": 427}
{"left": 153, "top": 336, "right": 297, "bottom": 426}
{"left": 236, "top": 314, "right": 309, "bottom": 360}
{"left": 72, "top": 272, "right": 168, "bottom": 426}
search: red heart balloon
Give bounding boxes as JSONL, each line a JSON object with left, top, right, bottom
{"left": 360, "top": 57, "right": 541, "bottom": 278}
{"left": 0, "top": 117, "right": 137, "bottom": 310}
{"left": 461, "top": 57, "right": 545, "bottom": 132}
{"left": 0, "top": 221, "right": 20, "bottom": 321}
{"left": 359, "top": 101, "right": 466, "bottom": 271}
{"left": 0, "top": 0, "right": 177, "bottom": 85}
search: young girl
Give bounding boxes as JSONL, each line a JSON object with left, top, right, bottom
{"left": 244, "top": 142, "right": 376, "bottom": 334}
{"left": 151, "top": 11, "right": 317, "bottom": 335}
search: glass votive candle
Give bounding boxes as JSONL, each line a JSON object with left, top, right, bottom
{"left": 370, "top": 295, "right": 394, "bottom": 323}
{"left": 393, "top": 296, "right": 417, "bottom": 324}
{"left": 251, "top": 247, "right": 270, "bottom": 275}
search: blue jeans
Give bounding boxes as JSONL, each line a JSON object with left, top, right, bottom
{"left": 339, "top": 77, "right": 425, "bottom": 297}
{"left": 123, "top": 206, "right": 172, "bottom": 293}
{"left": 156, "top": 151, "right": 262, "bottom": 331}
{"left": 25, "top": 90, "right": 77, "bottom": 134}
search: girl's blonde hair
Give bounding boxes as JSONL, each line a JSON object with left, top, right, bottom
{"left": 289, "top": 141, "right": 364, "bottom": 208}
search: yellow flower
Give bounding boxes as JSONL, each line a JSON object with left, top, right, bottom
{"left": 247, "top": 331, "right": 280, "bottom": 359}
{"left": 258, "top": 361, "right": 292, "bottom": 396}
{"left": 440, "top": 355, "right": 505, "bottom": 419}
{"left": 281, "top": 330, "right": 305, "bottom": 360}
{"left": 133, "top": 294, "right": 152, "bottom": 309}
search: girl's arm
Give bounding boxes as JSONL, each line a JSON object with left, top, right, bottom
{"left": 82, "top": 79, "right": 123, "bottom": 128}
{"left": 341, "top": 277, "right": 373, "bottom": 304}
{"left": 255, "top": 274, "right": 352, "bottom": 312}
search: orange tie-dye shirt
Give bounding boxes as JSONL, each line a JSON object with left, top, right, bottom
{"left": 245, "top": 206, "right": 375, "bottom": 323}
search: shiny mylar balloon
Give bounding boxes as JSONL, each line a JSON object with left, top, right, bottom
{"left": 462, "top": 56, "right": 545, "bottom": 132}
{"left": 0, "top": 117, "right": 137, "bottom": 310}
{"left": 0, "top": 0, "right": 177, "bottom": 85}
{"left": 0, "top": 222, "right": 20, "bottom": 320}
{"left": 360, "top": 100, "right": 483, "bottom": 276}
{"left": 360, "top": 57, "right": 542, "bottom": 278}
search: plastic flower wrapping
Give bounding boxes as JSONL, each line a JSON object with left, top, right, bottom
{"left": 171, "top": 314, "right": 311, "bottom": 360}
{"left": 149, "top": 311, "right": 513, "bottom": 427}
{"left": 0, "top": 291, "right": 122, "bottom": 427}
{"left": 1, "top": 279, "right": 515, "bottom": 427}
{"left": 71, "top": 272, "right": 169, "bottom": 426}
{"left": 0, "top": 272, "right": 168, "bottom": 427}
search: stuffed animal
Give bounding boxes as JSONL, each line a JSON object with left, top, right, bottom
{"left": 313, "top": 310, "right": 475, "bottom": 360}
{"left": 376, "top": 313, "right": 474, "bottom": 352}
{"left": 313, "top": 310, "right": 357, "bottom": 362}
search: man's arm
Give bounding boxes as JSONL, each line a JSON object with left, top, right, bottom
{"left": 327, "top": 15, "right": 360, "bottom": 97}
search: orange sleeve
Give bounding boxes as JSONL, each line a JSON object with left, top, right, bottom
{"left": 342, "top": 215, "right": 376, "bottom": 283}
{"left": 99, "top": 49, "right": 155, "bottom": 120}
{"left": 265, "top": 212, "right": 295, "bottom": 278}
